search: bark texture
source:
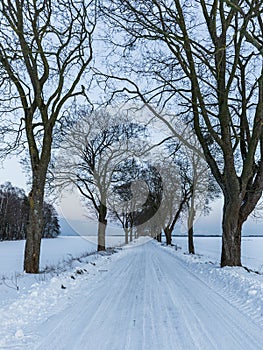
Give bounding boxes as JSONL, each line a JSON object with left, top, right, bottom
{"left": 24, "top": 188, "right": 44, "bottom": 273}
{"left": 98, "top": 203, "right": 107, "bottom": 251}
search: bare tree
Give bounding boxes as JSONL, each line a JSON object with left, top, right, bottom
{"left": 101, "top": 0, "right": 263, "bottom": 267}
{"left": 155, "top": 160, "right": 187, "bottom": 246}
{"left": 0, "top": 1, "right": 96, "bottom": 272}
{"left": 110, "top": 158, "right": 142, "bottom": 243}
{"left": 55, "top": 109, "right": 145, "bottom": 250}
{"left": 111, "top": 129, "right": 216, "bottom": 251}
{"left": 165, "top": 129, "right": 221, "bottom": 253}
{"left": 124, "top": 163, "right": 164, "bottom": 239}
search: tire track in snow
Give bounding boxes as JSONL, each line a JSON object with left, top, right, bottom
{"left": 4, "top": 240, "right": 263, "bottom": 350}
{"left": 147, "top": 246, "right": 218, "bottom": 349}
{"left": 160, "top": 243, "right": 263, "bottom": 328}
{"left": 36, "top": 247, "right": 146, "bottom": 350}
{"left": 151, "top": 243, "right": 263, "bottom": 349}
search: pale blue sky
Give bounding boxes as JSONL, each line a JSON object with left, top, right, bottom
{"left": 0, "top": 157, "right": 262, "bottom": 237}
{"left": 0, "top": 158, "right": 28, "bottom": 190}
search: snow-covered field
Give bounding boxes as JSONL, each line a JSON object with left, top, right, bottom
{"left": 0, "top": 235, "right": 125, "bottom": 276}
{"left": 0, "top": 236, "right": 262, "bottom": 349}
{"left": 172, "top": 236, "right": 263, "bottom": 272}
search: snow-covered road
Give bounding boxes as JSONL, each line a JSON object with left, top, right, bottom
{"left": 33, "top": 241, "right": 262, "bottom": 350}
{"left": 1, "top": 240, "right": 262, "bottom": 349}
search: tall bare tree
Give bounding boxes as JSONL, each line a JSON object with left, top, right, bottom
{"left": 101, "top": 0, "right": 263, "bottom": 267}
{"left": 0, "top": 0, "right": 96, "bottom": 272}
{"left": 55, "top": 109, "right": 145, "bottom": 250}
{"left": 110, "top": 158, "right": 143, "bottom": 244}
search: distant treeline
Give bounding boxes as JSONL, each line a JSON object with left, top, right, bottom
{"left": 0, "top": 182, "right": 60, "bottom": 241}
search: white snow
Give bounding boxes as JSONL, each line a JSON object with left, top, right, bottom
{"left": 0, "top": 236, "right": 262, "bottom": 349}
{"left": 172, "top": 236, "right": 263, "bottom": 272}
{"left": 0, "top": 235, "right": 124, "bottom": 276}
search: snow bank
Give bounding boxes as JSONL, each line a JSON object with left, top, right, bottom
{"left": 0, "top": 249, "right": 121, "bottom": 349}
{"left": 159, "top": 240, "right": 263, "bottom": 328}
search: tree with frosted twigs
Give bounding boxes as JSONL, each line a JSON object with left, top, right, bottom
{"left": 0, "top": 0, "right": 96, "bottom": 272}
{"left": 54, "top": 108, "right": 146, "bottom": 251}
{"left": 100, "top": 0, "right": 263, "bottom": 267}
{"left": 111, "top": 158, "right": 164, "bottom": 242}
{"left": 110, "top": 158, "right": 142, "bottom": 244}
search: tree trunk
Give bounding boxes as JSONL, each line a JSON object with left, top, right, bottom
{"left": 98, "top": 221, "right": 106, "bottom": 251}
{"left": 98, "top": 203, "right": 107, "bottom": 251}
{"left": 23, "top": 123, "right": 52, "bottom": 273}
{"left": 221, "top": 199, "right": 242, "bottom": 267}
{"left": 163, "top": 198, "right": 186, "bottom": 246}
{"left": 24, "top": 180, "right": 45, "bottom": 273}
{"left": 164, "top": 227, "right": 172, "bottom": 245}
{"left": 188, "top": 226, "right": 195, "bottom": 254}
{"left": 156, "top": 232, "right": 162, "bottom": 242}
{"left": 129, "top": 227, "right": 133, "bottom": 242}
{"left": 124, "top": 227, "right": 129, "bottom": 245}
{"left": 187, "top": 204, "right": 195, "bottom": 254}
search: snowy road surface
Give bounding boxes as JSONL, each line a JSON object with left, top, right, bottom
{"left": 2, "top": 240, "right": 263, "bottom": 349}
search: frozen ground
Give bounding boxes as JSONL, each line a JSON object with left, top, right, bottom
{"left": 0, "top": 236, "right": 262, "bottom": 349}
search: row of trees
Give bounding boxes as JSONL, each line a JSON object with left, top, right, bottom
{"left": 54, "top": 107, "right": 219, "bottom": 254}
{"left": 0, "top": 0, "right": 262, "bottom": 272}
{"left": 100, "top": 0, "right": 263, "bottom": 267}
{"left": 0, "top": 182, "right": 60, "bottom": 241}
